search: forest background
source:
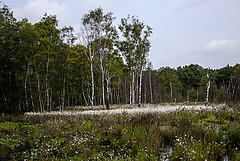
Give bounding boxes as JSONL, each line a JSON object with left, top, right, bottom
{"left": 1, "top": 3, "right": 240, "bottom": 113}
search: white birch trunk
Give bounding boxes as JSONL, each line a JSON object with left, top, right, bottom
{"left": 130, "top": 78, "right": 132, "bottom": 108}
{"left": 101, "top": 60, "right": 105, "bottom": 109}
{"left": 106, "top": 78, "right": 110, "bottom": 110}
{"left": 131, "top": 71, "right": 135, "bottom": 108}
{"left": 206, "top": 72, "right": 211, "bottom": 106}
{"left": 45, "top": 51, "right": 50, "bottom": 111}
{"left": 34, "top": 57, "right": 44, "bottom": 113}
{"left": 90, "top": 56, "right": 94, "bottom": 109}
{"left": 138, "top": 66, "right": 143, "bottom": 107}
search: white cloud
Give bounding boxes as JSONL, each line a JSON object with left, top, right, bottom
{"left": 204, "top": 39, "right": 240, "bottom": 55}
{"left": 14, "top": 0, "right": 71, "bottom": 27}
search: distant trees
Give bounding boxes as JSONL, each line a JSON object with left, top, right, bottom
{"left": 0, "top": 4, "right": 240, "bottom": 113}
{"left": 153, "top": 64, "right": 240, "bottom": 104}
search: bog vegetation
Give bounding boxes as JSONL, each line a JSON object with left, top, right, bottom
{"left": 1, "top": 3, "right": 240, "bottom": 160}
{"left": 1, "top": 104, "right": 240, "bottom": 160}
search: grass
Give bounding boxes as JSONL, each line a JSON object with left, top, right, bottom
{"left": 1, "top": 104, "right": 240, "bottom": 160}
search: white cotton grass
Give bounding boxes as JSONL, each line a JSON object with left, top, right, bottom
{"left": 25, "top": 104, "right": 215, "bottom": 116}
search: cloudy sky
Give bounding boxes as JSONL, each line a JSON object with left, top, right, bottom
{"left": 2, "top": 0, "right": 240, "bottom": 69}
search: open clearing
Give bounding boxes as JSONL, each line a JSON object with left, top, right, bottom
{"left": 25, "top": 104, "right": 217, "bottom": 116}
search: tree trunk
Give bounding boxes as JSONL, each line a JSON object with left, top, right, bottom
{"left": 81, "top": 80, "right": 89, "bottom": 108}
{"left": 61, "top": 75, "right": 66, "bottom": 112}
{"left": 50, "top": 87, "right": 52, "bottom": 111}
{"left": 106, "top": 79, "right": 110, "bottom": 110}
{"left": 34, "top": 57, "right": 44, "bottom": 113}
{"left": 131, "top": 71, "right": 135, "bottom": 108}
{"left": 149, "top": 69, "right": 153, "bottom": 104}
{"left": 138, "top": 66, "right": 143, "bottom": 107}
{"left": 170, "top": 82, "right": 173, "bottom": 103}
{"left": 101, "top": 63, "right": 105, "bottom": 110}
{"left": 144, "top": 86, "right": 147, "bottom": 103}
{"left": 46, "top": 51, "right": 50, "bottom": 111}
{"left": 206, "top": 72, "right": 211, "bottom": 106}
{"left": 24, "top": 62, "right": 30, "bottom": 111}
{"left": 90, "top": 57, "right": 94, "bottom": 109}
{"left": 130, "top": 79, "right": 132, "bottom": 108}
{"left": 28, "top": 77, "right": 35, "bottom": 112}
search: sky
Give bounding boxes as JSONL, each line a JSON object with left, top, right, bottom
{"left": 2, "top": 0, "right": 240, "bottom": 69}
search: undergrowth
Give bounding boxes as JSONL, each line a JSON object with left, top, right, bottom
{"left": 1, "top": 106, "right": 240, "bottom": 160}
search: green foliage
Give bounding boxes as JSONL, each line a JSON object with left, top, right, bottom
{"left": 1, "top": 106, "right": 240, "bottom": 160}
{"left": 1, "top": 2, "right": 240, "bottom": 113}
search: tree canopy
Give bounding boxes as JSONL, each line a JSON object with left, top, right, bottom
{"left": 0, "top": 4, "right": 239, "bottom": 113}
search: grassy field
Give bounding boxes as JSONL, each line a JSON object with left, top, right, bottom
{"left": 1, "top": 104, "right": 240, "bottom": 160}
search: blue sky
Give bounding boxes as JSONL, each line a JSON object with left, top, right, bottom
{"left": 3, "top": 0, "right": 240, "bottom": 69}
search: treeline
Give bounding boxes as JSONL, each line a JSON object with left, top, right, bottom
{"left": 148, "top": 64, "right": 240, "bottom": 104}
{"left": 1, "top": 4, "right": 239, "bottom": 113}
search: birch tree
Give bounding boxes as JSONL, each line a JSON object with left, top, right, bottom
{"left": 80, "top": 8, "right": 118, "bottom": 109}
{"left": 96, "top": 9, "right": 118, "bottom": 110}
{"left": 80, "top": 9, "right": 99, "bottom": 109}
{"left": 118, "top": 15, "right": 152, "bottom": 108}
{"left": 35, "top": 14, "right": 60, "bottom": 112}
{"left": 206, "top": 71, "right": 211, "bottom": 106}
{"left": 147, "top": 61, "right": 154, "bottom": 103}
{"left": 137, "top": 25, "right": 152, "bottom": 107}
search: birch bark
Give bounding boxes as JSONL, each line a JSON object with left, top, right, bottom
{"left": 138, "top": 66, "right": 143, "bottom": 107}
{"left": 206, "top": 72, "right": 211, "bottom": 106}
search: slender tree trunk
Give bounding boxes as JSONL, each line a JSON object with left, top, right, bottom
{"left": 170, "top": 82, "right": 173, "bottom": 103}
{"left": 101, "top": 63, "right": 105, "bottom": 109}
{"left": 136, "top": 73, "right": 139, "bottom": 105}
{"left": 149, "top": 70, "right": 153, "bottom": 104}
{"left": 130, "top": 79, "right": 132, "bottom": 108}
{"left": 106, "top": 79, "right": 110, "bottom": 110}
{"left": 34, "top": 57, "right": 44, "bottom": 113}
{"left": 144, "top": 86, "right": 147, "bottom": 103}
{"left": 44, "top": 51, "right": 50, "bottom": 111}
{"left": 131, "top": 71, "right": 135, "bottom": 108}
{"left": 24, "top": 61, "right": 30, "bottom": 111}
{"left": 50, "top": 87, "right": 52, "bottom": 111}
{"left": 90, "top": 59, "right": 94, "bottom": 109}
{"left": 2, "top": 91, "right": 8, "bottom": 107}
{"left": 83, "top": 90, "right": 89, "bottom": 108}
{"left": 138, "top": 66, "right": 143, "bottom": 107}
{"left": 125, "top": 78, "right": 128, "bottom": 104}
{"left": 206, "top": 72, "right": 211, "bottom": 106}
{"left": 117, "top": 89, "right": 120, "bottom": 104}
{"left": 36, "top": 70, "right": 43, "bottom": 112}
{"left": 28, "top": 77, "right": 35, "bottom": 112}
{"left": 61, "top": 75, "right": 66, "bottom": 111}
